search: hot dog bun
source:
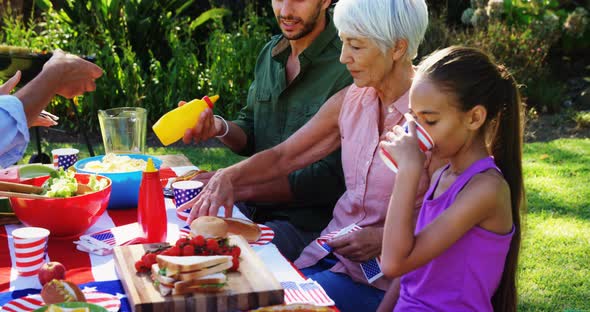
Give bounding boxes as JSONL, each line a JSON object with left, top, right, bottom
{"left": 189, "top": 216, "right": 228, "bottom": 239}
{"left": 222, "top": 218, "right": 261, "bottom": 243}
{"left": 41, "top": 279, "right": 86, "bottom": 304}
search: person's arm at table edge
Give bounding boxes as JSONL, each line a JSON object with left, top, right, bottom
{"left": 226, "top": 86, "right": 348, "bottom": 189}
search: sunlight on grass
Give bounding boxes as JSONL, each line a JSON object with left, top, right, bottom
{"left": 519, "top": 138, "right": 590, "bottom": 311}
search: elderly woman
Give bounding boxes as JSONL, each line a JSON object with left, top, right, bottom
{"left": 184, "top": 0, "right": 439, "bottom": 310}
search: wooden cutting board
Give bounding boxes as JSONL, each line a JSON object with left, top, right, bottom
{"left": 113, "top": 235, "right": 284, "bottom": 312}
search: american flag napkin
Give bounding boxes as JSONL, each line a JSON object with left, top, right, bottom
{"left": 75, "top": 223, "right": 141, "bottom": 256}
{"left": 315, "top": 223, "right": 384, "bottom": 284}
{"left": 315, "top": 223, "right": 361, "bottom": 253}
{"left": 281, "top": 279, "right": 334, "bottom": 306}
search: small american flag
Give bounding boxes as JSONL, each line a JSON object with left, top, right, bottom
{"left": 361, "top": 256, "right": 383, "bottom": 284}
{"left": 281, "top": 281, "right": 310, "bottom": 304}
{"left": 299, "top": 280, "right": 335, "bottom": 306}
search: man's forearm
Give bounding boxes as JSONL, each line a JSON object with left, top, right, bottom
{"left": 14, "top": 70, "right": 59, "bottom": 126}
{"left": 234, "top": 176, "right": 294, "bottom": 202}
{"left": 216, "top": 120, "right": 248, "bottom": 153}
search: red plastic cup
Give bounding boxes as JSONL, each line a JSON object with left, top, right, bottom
{"left": 11, "top": 227, "right": 50, "bottom": 276}
{"left": 380, "top": 121, "right": 434, "bottom": 173}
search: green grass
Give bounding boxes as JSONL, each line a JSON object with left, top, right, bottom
{"left": 519, "top": 138, "right": 590, "bottom": 311}
{"left": 21, "top": 138, "right": 590, "bottom": 311}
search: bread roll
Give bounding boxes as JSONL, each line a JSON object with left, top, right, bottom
{"left": 41, "top": 279, "right": 86, "bottom": 304}
{"left": 223, "top": 218, "right": 262, "bottom": 243}
{"left": 190, "top": 216, "right": 228, "bottom": 238}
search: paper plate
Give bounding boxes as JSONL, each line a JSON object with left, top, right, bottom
{"left": 18, "top": 165, "right": 56, "bottom": 180}
{"left": 0, "top": 291, "right": 120, "bottom": 312}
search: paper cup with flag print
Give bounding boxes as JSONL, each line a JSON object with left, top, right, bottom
{"left": 52, "top": 148, "right": 79, "bottom": 170}
{"left": 11, "top": 227, "right": 50, "bottom": 276}
{"left": 173, "top": 180, "right": 203, "bottom": 221}
{"left": 379, "top": 120, "right": 434, "bottom": 173}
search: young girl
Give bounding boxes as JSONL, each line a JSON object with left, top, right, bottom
{"left": 379, "top": 46, "right": 524, "bottom": 312}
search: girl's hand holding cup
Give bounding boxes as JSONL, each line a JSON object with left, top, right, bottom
{"left": 379, "top": 113, "right": 434, "bottom": 173}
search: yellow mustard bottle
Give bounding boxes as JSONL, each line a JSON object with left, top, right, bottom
{"left": 152, "top": 95, "right": 220, "bottom": 146}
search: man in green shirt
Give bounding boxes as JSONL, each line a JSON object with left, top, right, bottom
{"left": 181, "top": 0, "right": 352, "bottom": 261}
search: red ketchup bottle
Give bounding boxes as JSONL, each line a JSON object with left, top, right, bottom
{"left": 137, "top": 158, "right": 167, "bottom": 243}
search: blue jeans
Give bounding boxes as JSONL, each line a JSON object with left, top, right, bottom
{"left": 301, "top": 258, "right": 385, "bottom": 312}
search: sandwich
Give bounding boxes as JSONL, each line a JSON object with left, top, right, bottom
{"left": 41, "top": 279, "right": 86, "bottom": 304}
{"left": 152, "top": 254, "right": 232, "bottom": 296}
{"left": 190, "top": 215, "right": 261, "bottom": 243}
{"left": 222, "top": 217, "right": 262, "bottom": 243}
{"left": 190, "top": 216, "right": 228, "bottom": 239}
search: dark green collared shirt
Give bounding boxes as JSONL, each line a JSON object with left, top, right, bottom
{"left": 233, "top": 16, "right": 352, "bottom": 231}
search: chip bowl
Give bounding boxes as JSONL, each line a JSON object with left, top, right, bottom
{"left": 73, "top": 154, "right": 162, "bottom": 209}
{"left": 9, "top": 174, "right": 111, "bottom": 238}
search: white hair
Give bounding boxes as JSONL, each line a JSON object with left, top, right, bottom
{"left": 333, "top": 0, "right": 429, "bottom": 60}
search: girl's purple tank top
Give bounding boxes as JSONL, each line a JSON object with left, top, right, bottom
{"left": 394, "top": 157, "right": 514, "bottom": 311}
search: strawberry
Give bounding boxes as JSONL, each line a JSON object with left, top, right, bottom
{"left": 182, "top": 244, "right": 195, "bottom": 256}
{"left": 175, "top": 237, "right": 190, "bottom": 248}
{"left": 144, "top": 253, "right": 157, "bottom": 266}
{"left": 230, "top": 257, "right": 240, "bottom": 271}
{"left": 134, "top": 260, "right": 149, "bottom": 273}
{"left": 191, "top": 235, "right": 205, "bottom": 247}
{"left": 231, "top": 246, "right": 241, "bottom": 258}
{"left": 206, "top": 238, "right": 219, "bottom": 252}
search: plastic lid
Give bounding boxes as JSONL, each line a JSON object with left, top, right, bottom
{"left": 145, "top": 158, "right": 157, "bottom": 173}
{"left": 202, "top": 95, "right": 220, "bottom": 109}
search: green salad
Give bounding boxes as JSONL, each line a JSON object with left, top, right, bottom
{"left": 42, "top": 168, "right": 108, "bottom": 198}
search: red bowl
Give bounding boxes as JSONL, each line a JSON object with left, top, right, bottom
{"left": 9, "top": 174, "right": 112, "bottom": 238}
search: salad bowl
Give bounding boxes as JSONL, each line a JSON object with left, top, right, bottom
{"left": 9, "top": 173, "right": 111, "bottom": 238}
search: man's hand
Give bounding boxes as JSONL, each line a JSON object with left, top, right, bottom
{"left": 183, "top": 169, "right": 235, "bottom": 222}
{"left": 43, "top": 49, "right": 103, "bottom": 99}
{"left": 326, "top": 227, "right": 383, "bottom": 262}
{"left": 180, "top": 103, "right": 223, "bottom": 144}
{"left": 0, "top": 71, "right": 21, "bottom": 94}
{"left": 31, "top": 111, "right": 58, "bottom": 127}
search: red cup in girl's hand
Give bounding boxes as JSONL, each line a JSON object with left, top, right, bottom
{"left": 379, "top": 119, "right": 434, "bottom": 173}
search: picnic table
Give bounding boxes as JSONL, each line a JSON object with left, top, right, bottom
{"left": 0, "top": 154, "right": 331, "bottom": 311}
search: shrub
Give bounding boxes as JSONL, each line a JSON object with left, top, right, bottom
{"left": 573, "top": 111, "right": 590, "bottom": 128}
{"left": 451, "top": 22, "right": 554, "bottom": 110}
{"left": 203, "top": 4, "right": 271, "bottom": 119}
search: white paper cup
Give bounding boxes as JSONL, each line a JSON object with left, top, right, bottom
{"left": 11, "top": 227, "right": 50, "bottom": 276}
{"left": 52, "top": 148, "right": 79, "bottom": 170}
{"left": 173, "top": 180, "right": 204, "bottom": 221}
{"left": 380, "top": 121, "right": 434, "bottom": 173}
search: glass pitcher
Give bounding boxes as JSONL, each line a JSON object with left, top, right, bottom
{"left": 98, "top": 107, "right": 147, "bottom": 154}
